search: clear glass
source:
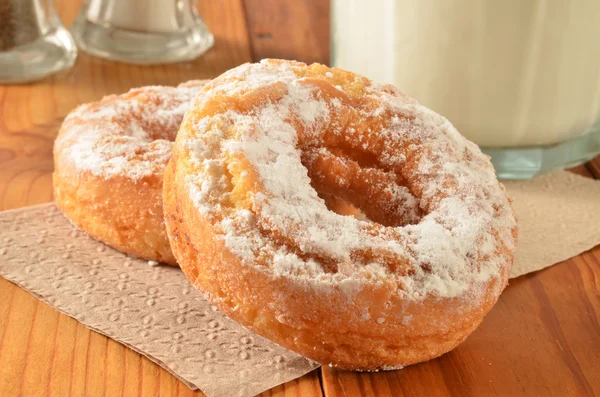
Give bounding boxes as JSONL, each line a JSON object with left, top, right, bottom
{"left": 331, "top": 0, "right": 600, "bottom": 179}
{"left": 70, "top": 0, "right": 214, "bottom": 65}
{"left": 0, "top": 0, "right": 77, "bottom": 84}
{"left": 485, "top": 121, "right": 600, "bottom": 179}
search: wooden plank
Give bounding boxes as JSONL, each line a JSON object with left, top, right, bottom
{"left": 244, "top": 0, "right": 329, "bottom": 64}
{"left": 105, "top": 340, "right": 126, "bottom": 397}
{"left": 49, "top": 314, "right": 78, "bottom": 397}
{"left": 259, "top": 370, "right": 323, "bottom": 396}
{"left": 0, "top": 286, "right": 39, "bottom": 397}
{"left": 20, "top": 299, "right": 61, "bottom": 397}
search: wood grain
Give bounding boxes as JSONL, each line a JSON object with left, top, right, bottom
{"left": 243, "top": 0, "right": 329, "bottom": 65}
{"left": 2, "top": 0, "right": 600, "bottom": 396}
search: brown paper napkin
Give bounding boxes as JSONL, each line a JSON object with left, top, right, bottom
{"left": 0, "top": 204, "right": 318, "bottom": 397}
{"left": 1, "top": 171, "right": 599, "bottom": 396}
{"left": 505, "top": 171, "right": 600, "bottom": 278}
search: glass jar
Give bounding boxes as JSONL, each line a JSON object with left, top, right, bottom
{"left": 70, "top": 0, "right": 214, "bottom": 65}
{"left": 331, "top": 0, "right": 600, "bottom": 179}
{"left": 0, "top": 0, "right": 77, "bottom": 84}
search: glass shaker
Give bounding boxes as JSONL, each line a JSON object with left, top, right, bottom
{"left": 70, "top": 0, "right": 214, "bottom": 65}
{"left": 331, "top": 0, "right": 600, "bottom": 179}
{"left": 0, "top": 0, "right": 77, "bottom": 83}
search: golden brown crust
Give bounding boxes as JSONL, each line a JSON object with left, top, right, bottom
{"left": 54, "top": 162, "right": 175, "bottom": 265}
{"left": 164, "top": 159, "right": 509, "bottom": 369}
{"left": 164, "top": 60, "right": 517, "bottom": 369}
{"left": 53, "top": 81, "right": 207, "bottom": 266}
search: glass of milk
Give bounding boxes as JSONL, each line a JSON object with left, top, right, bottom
{"left": 331, "top": 0, "right": 600, "bottom": 179}
{"left": 71, "top": 0, "right": 214, "bottom": 65}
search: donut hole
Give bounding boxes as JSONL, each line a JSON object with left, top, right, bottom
{"left": 321, "top": 195, "right": 365, "bottom": 219}
{"left": 327, "top": 141, "right": 381, "bottom": 169}
{"left": 100, "top": 86, "right": 199, "bottom": 143}
{"left": 283, "top": 79, "right": 423, "bottom": 228}
{"left": 301, "top": 147, "right": 422, "bottom": 228}
{"left": 112, "top": 110, "right": 184, "bottom": 142}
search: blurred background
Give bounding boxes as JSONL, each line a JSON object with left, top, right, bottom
{"left": 1, "top": 0, "right": 599, "bottom": 193}
{"left": 0, "top": 0, "right": 328, "bottom": 210}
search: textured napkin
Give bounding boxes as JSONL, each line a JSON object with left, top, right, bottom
{"left": 1, "top": 170, "right": 600, "bottom": 396}
{"left": 0, "top": 204, "right": 318, "bottom": 397}
{"left": 505, "top": 171, "right": 600, "bottom": 277}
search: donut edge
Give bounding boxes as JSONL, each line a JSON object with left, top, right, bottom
{"left": 53, "top": 153, "right": 177, "bottom": 266}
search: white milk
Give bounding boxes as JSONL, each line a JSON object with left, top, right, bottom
{"left": 332, "top": 0, "right": 600, "bottom": 148}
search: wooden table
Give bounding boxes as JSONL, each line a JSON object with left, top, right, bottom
{"left": 1, "top": 1, "right": 599, "bottom": 396}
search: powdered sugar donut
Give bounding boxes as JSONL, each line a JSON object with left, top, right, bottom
{"left": 164, "top": 60, "right": 517, "bottom": 369}
{"left": 53, "top": 80, "right": 207, "bottom": 265}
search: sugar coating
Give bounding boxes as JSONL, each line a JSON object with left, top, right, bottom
{"left": 57, "top": 83, "right": 206, "bottom": 181}
{"left": 181, "top": 60, "right": 516, "bottom": 301}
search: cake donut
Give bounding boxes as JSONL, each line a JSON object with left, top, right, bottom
{"left": 53, "top": 80, "right": 207, "bottom": 266}
{"left": 164, "top": 60, "right": 517, "bottom": 369}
